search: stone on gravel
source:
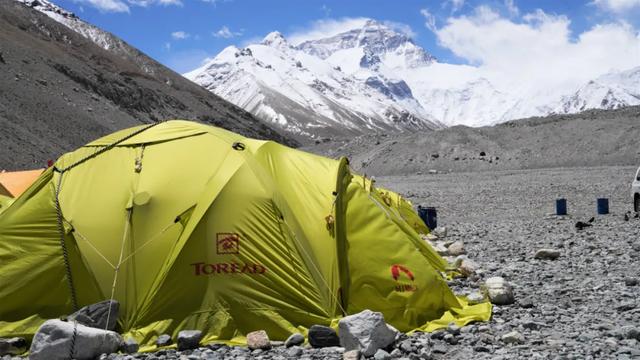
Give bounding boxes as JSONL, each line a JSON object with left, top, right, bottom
{"left": 458, "top": 258, "right": 478, "bottom": 276}
{"left": 433, "top": 227, "right": 447, "bottom": 237}
{"left": 68, "top": 300, "right": 119, "bottom": 331}
{"left": 501, "top": 331, "right": 524, "bottom": 344}
{"left": 338, "top": 310, "right": 398, "bottom": 357}
{"left": 285, "top": 333, "right": 304, "bottom": 347}
{"left": 534, "top": 248, "right": 560, "bottom": 260}
{"left": 121, "top": 337, "right": 139, "bottom": 354}
{"left": 343, "top": 349, "right": 361, "bottom": 360}
{"left": 0, "top": 337, "right": 26, "bottom": 356}
{"left": 286, "top": 346, "right": 303, "bottom": 357}
{"left": 466, "top": 291, "right": 485, "bottom": 304}
{"left": 177, "top": 330, "right": 202, "bottom": 351}
{"left": 624, "top": 278, "right": 638, "bottom": 286}
{"left": 308, "top": 325, "right": 340, "bottom": 348}
{"left": 447, "top": 241, "right": 466, "bottom": 256}
{"left": 29, "top": 319, "right": 122, "bottom": 360}
{"left": 485, "top": 277, "right": 515, "bottom": 305}
{"left": 247, "top": 330, "right": 271, "bottom": 350}
{"left": 373, "top": 348, "right": 392, "bottom": 360}
{"left": 156, "top": 334, "right": 172, "bottom": 347}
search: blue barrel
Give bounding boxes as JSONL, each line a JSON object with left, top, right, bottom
{"left": 418, "top": 206, "right": 437, "bottom": 230}
{"left": 556, "top": 198, "right": 567, "bottom": 215}
{"left": 597, "top": 198, "right": 609, "bottom": 215}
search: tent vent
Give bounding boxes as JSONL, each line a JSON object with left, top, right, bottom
{"left": 232, "top": 142, "right": 246, "bottom": 151}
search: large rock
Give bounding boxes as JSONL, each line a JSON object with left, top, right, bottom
{"left": 338, "top": 310, "right": 398, "bottom": 357}
{"left": 458, "top": 257, "right": 478, "bottom": 276}
{"left": 485, "top": 277, "right": 515, "bottom": 305}
{"left": 247, "top": 330, "right": 271, "bottom": 350}
{"left": 308, "top": 325, "right": 340, "bottom": 348}
{"left": 69, "top": 300, "right": 119, "bottom": 331}
{"left": 0, "top": 337, "right": 26, "bottom": 356}
{"left": 156, "top": 334, "right": 172, "bottom": 347}
{"left": 29, "top": 319, "right": 122, "bottom": 360}
{"left": 534, "top": 248, "right": 560, "bottom": 260}
{"left": 177, "top": 330, "right": 202, "bottom": 351}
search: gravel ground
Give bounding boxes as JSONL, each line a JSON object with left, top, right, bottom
{"left": 8, "top": 166, "right": 638, "bottom": 360}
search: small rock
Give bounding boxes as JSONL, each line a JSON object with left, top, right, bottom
{"left": 373, "top": 348, "right": 392, "bottom": 360}
{"left": 343, "top": 349, "right": 361, "bottom": 360}
{"left": 444, "top": 334, "right": 458, "bottom": 345}
{"left": 485, "top": 277, "right": 515, "bottom": 305}
{"left": 534, "top": 249, "right": 560, "bottom": 260}
{"left": 0, "top": 337, "right": 26, "bottom": 356}
{"left": 286, "top": 346, "right": 303, "bottom": 357}
{"left": 285, "top": 333, "right": 304, "bottom": 347}
{"left": 68, "top": 300, "right": 119, "bottom": 331}
{"left": 501, "top": 331, "right": 524, "bottom": 344}
{"left": 308, "top": 325, "right": 340, "bottom": 348}
{"left": 156, "top": 334, "right": 172, "bottom": 347}
{"left": 432, "top": 344, "right": 448, "bottom": 354}
{"left": 246, "top": 330, "right": 271, "bottom": 350}
{"left": 338, "top": 310, "right": 398, "bottom": 357}
{"left": 29, "top": 319, "right": 122, "bottom": 360}
{"left": 447, "top": 241, "right": 466, "bottom": 256}
{"left": 467, "top": 292, "right": 485, "bottom": 304}
{"left": 177, "top": 330, "right": 202, "bottom": 351}
{"left": 624, "top": 278, "right": 638, "bottom": 286}
{"left": 121, "top": 338, "right": 139, "bottom": 354}
{"left": 447, "top": 324, "right": 461, "bottom": 336}
{"left": 459, "top": 258, "right": 478, "bottom": 276}
{"left": 433, "top": 227, "right": 447, "bottom": 237}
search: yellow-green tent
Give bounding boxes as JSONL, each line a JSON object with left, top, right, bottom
{"left": 0, "top": 194, "right": 13, "bottom": 214}
{"left": 0, "top": 120, "right": 490, "bottom": 349}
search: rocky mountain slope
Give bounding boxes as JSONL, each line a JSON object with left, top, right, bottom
{"left": 0, "top": 0, "right": 293, "bottom": 170}
{"left": 187, "top": 19, "right": 640, "bottom": 139}
{"left": 306, "top": 105, "right": 640, "bottom": 175}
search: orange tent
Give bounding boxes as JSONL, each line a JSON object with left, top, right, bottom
{"left": 0, "top": 169, "right": 45, "bottom": 198}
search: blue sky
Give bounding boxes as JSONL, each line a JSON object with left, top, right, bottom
{"left": 55, "top": 0, "right": 640, "bottom": 74}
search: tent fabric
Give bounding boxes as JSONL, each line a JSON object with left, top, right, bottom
{"left": 0, "top": 194, "right": 13, "bottom": 214}
{"left": 0, "top": 120, "right": 490, "bottom": 349}
{"left": 0, "top": 169, "right": 45, "bottom": 198}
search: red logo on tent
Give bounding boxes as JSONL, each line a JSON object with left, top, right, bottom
{"left": 390, "top": 264, "right": 417, "bottom": 292}
{"left": 216, "top": 233, "right": 239, "bottom": 254}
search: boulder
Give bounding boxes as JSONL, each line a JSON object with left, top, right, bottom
{"left": 534, "top": 248, "right": 560, "bottom": 260}
{"left": 308, "top": 325, "right": 340, "bottom": 348}
{"left": 285, "top": 333, "right": 304, "bottom": 347}
{"left": 247, "top": 330, "right": 271, "bottom": 350}
{"left": 447, "top": 241, "right": 466, "bottom": 256}
{"left": 338, "top": 310, "right": 398, "bottom": 357}
{"left": 29, "top": 319, "right": 122, "bottom": 360}
{"left": 120, "top": 337, "right": 139, "bottom": 354}
{"left": 156, "top": 334, "right": 172, "bottom": 347}
{"left": 0, "top": 337, "right": 26, "bottom": 356}
{"left": 485, "top": 277, "right": 515, "bottom": 305}
{"left": 177, "top": 330, "right": 202, "bottom": 351}
{"left": 68, "top": 300, "right": 119, "bottom": 331}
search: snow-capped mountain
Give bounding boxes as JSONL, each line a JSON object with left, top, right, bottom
{"left": 187, "top": 19, "right": 640, "bottom": 139}
{"left": 186, "top": 26, "right": 442, "bottom": 140}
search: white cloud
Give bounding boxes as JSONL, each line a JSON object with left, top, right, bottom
{"left": 504, "top": 0, "right": 519, "bottom": 16}
{"left": 592, "top": 0, "right": 640, "bottom": 12}
{"left": 171, "top": 31, "right": 190, "bottom": 40}
{"left": 213, "top": 26, "right": 243, "bottom": 38}
{"left": 420, "top": 8, "right": 438, "bottom": 32}
{"left": 288, "top": 17, "right": 370, "bottom": 45}
{"left": 164, "top": 42, "right": 171, "bottom": 51}
{"left": 72, "top": 0, "right": 182, "bottom": 12}
{"left": 434, "top": 6, "right": 640, "bottom": 94}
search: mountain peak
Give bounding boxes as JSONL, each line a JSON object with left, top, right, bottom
{"left": 262, "top": 31, "right": 289, "bottom": 48}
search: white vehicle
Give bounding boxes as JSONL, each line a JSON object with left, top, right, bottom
{"left": 633, "top": 167, "right": 640, "bottom": 212}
